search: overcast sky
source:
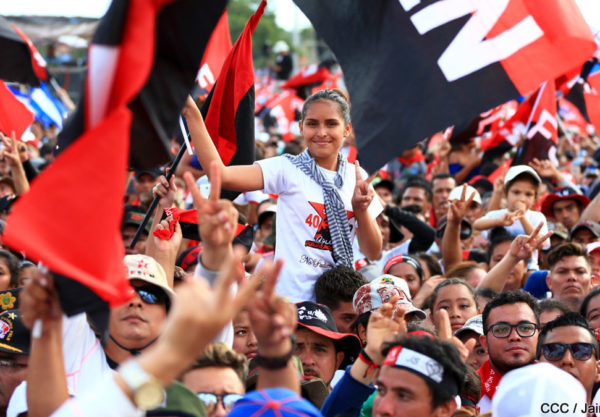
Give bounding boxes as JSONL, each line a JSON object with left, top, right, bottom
{"left": 0, "top": 0, "right": 311, "bottom": 31}
{"left": 1, "top": 0, "right": 599, "bottom": 35}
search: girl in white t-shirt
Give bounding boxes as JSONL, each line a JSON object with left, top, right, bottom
{"left": 183, "top": 89, "right": 382, "bottom": 301}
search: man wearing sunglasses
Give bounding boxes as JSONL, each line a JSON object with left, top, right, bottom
{"left": 477, "top": 291, "right": 540, "bottom": 414}
{"left": 538, "top": 312, "right": 600, "bottom": 406}
{"left": 181, "top": 343, "right": 246, "bottom": 417}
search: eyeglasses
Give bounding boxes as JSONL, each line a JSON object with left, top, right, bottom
{"left": 197, "top": 393, "right": 243, "bottom": 412}
{"left": 133, "top": 285, "right": 167, "bottom": 305}
{"left": 487, "top": 321, "right": 538, "bottom": 338}
{"left": 542, "top": 342, "right": 596, "bottom": 362}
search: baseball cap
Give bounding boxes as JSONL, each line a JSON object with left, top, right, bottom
{"left": 541, "top": 186, "right": 590, "bottom": 218}
{"left": 587, "top": 242, "right": 600, "bottom": 255}
{"left": 454, "top": 314, "right": 483, "bottom": 339}
{"left": 547, "top": 221, "right": 569, "bottom": 241}
{"left": 0, "top": 289, "right": 30, "bottom": 355}
{"left": 352, "top": 275, "right": 427, "bottom": 320}
{"left": 122, "top": 209, "right": 151, "bottom": 234}
{"left": 504, "top": 165, "right": 542, "bottom": 186}
{"left": 257, "top": 206, "right": 277, "bottom": 227}
{"left": 134, "top": 168, "right": 162, "bottom": 180}
{"left": 436, "top": 215, "right": 473, "bottom": 240}
{"left": 570, "top": 221, "right": 600, "bottom": 240}
{"left": 296, "top": 301, "right": 361, "bottom": 368}
{"left": 175, "top": 244, "right": 203, "bottom": 271}
{"left": 228, "top": 388, "right": 322, "bottom": 417}
{"left": 124, "top": 254, "right": 174, "bottom": 299}
{"left": 492, "top": 363, "right": 587, "bottom": 417}
{"left": 448, "top": 185, "right": 482, "bottom": 205}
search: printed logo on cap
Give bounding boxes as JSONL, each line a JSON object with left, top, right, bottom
{"left": 298, "top": 305, "right": 328, "bottom": 323}
{"left": 0, "top": 292, "right": 16, "bottom": 310}
{"left": 0, "top": 319, "right": 11, "bottom": 340}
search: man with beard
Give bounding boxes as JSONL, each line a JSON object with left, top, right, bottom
{"left": 294, "top": 301, "right": 361, "bottom": 388}
{"left": 478, "top": 291, "right": 540, "bottom": 414}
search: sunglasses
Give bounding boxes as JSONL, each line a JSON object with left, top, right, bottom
{"left": 487, "top": 321, "right": 538, "bottom": 338}
{"left": 197, "top": 393, "right": 243, "bottom": 413}
{"left": 542, "top": 342, "right": 596, "bottom": 362}
{"left": 133, "top": 285, "right": 168, "bottom": 305}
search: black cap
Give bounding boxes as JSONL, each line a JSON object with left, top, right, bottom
{"left": 0, "top": 289, "right": 30, "bottom": 355}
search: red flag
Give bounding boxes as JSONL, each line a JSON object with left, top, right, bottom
{"left": 584, "top": 71, "right": 600, "bottom": 132}
{"left": 262, "top": 91, "right": 304, "bottom": 142}
{"left": 513, "top": 81, "right": 558, "bottom": 165}
{"left": 203, "top": 0, "right": 266, "bottom": 165}
{"left": 0, "top": 80, "right": 34, "bottom": 137}
{"left": 196, "top": 11, "right": 232, "bottom": 95}
{"left": 2, "top": 0, "right": 179, "bottom": 306}
{"left": 10, "top": 24, "right": 49, "bottom": 82}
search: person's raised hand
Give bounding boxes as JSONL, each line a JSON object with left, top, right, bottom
{"left": 499, "top": 211, "right": 519, "bottom": 227}
{"left": 508, "top": 222, "right": 552, "bottom": 261}
{"left": 352, "top": 161, "right": 374, "bottom": 213}
{"left": 530, "top": 158, "right": 559, "bottom": 180}
{"left": 364, "top": 296, "right": 408, "bottom": 364}
{"left": 247, "top": 259, "right": 297, "bottom": 357}
{"left": 161, "top": 248, "right": 260, "bottom": 362}
{"left": 152, "top": 216, "right": 183, "bottom": 255}
{"left": 152, "top": 173, "right": 177, "bottom": 208}
{"left": 448, "top": 184, "right": 476, "bottom": 225}
{"left": 183, "top": 161, "right": 238, "bottom": 249}
{"left": 20, "top": 268, "right": 62, "bottom": 331}
{"left": 0, "top": 131, "right": 27, "bottom": 167}
{"left": 436, "top": 309, "right": 475, "bottom": 363}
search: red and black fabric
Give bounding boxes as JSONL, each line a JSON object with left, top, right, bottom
{"left": 512, "top": 81, "right": 558, "bottom": 165}
{"left": 195, "top": 11, "right": 232, "bottom": 97}
{"left": 0, "top": 16, "right": 44, "bottom": 86}
{"left": 292, "top": 0, "right": 596, "bottom": 172}
{"left": 198, "top": 0, "right": 265, "bottom": 199}
{"left": 450, "top": 105, "right": 505, "bottom": 144}
{"left": 295, "top": 301, "right": 361, "bottom": 368}
{"left": 0, "top": 80, "right": 34, "bottom": 137}
{"left": 10, "top": 23, "right": 49, "bottom": 83}
{"left": 2, "top": 0, "right": 226, "bottom": 313}
{"left": 57, "top": 0, "right": 227, "bottom": 170}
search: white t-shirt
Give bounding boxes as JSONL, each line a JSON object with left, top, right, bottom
{"left": 256, "top": 156, "right": 383, "bottom": 302}
{"left": 8, "top": 313, "right": 111, "bottom": 417}
{"left": 479, "top": 208, "right": 549, "bottom": 269}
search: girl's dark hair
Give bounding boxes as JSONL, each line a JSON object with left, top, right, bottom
{"left": 581, "top": 287, "right": 600, "bottom": 318}
{"left": 427, "top": 278, "right": 478, "bottom": 314}
{"left": 301, "top": 89, "right": 351, "bottom": 125}
{"left": 0, "top": 250, "right": 19, "bottom": 288}
{"left": 414, "top": 252, "right": 443, "bottom": 277}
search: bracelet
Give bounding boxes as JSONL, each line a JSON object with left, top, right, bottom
{"left": 358, "top": 349, "right": 379, "bottom": 377}
{"left": 254, "top": 336, "right": 296, "bottom": 370}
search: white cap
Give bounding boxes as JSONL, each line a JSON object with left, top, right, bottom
{"left": 448, "top": 185, "right": 482, "bottom": 205}
{"left": 504, "top": 165, "right": 541, "bottom": 186}
{"left": 273, "top": 40, "right": 289, "bottom": 54}
{"left": 454, "top": 314, "right": 483, "bottom": 338}
{"left": 587, "top": 242, "right": 600, "bottom": 254}
{"left": 492, "top": 363, "right": 587, "bottom": 417}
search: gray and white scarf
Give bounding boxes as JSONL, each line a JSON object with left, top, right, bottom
{"left": 284, "top": 150, "right": 354, "bottom": 267}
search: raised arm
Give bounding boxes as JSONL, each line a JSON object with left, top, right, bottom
{"left": 442, "top": 185, "right": 476, "bottom": 272}
{"left": 181, "top": 96, "right": 264, "bottom": 192}
{"left": 353, "top": 163, "right": 382, "bottom": 260}
{"left": 477, "top": 223, "right": 551, "bottom": 291}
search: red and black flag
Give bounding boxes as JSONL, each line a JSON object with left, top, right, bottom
{"left": 57, "top": 0, "right": 227, "bottom": 170}
{"left": 3, "top": 0, "right": 225, "bottom": 312}
{"left": 198, "top": 0, "right": 265, "bottom": 197}
{"left": 513, "top": 81, "right": 558, "bottom": 165}
{"left": 0, "top": 16, "right": 46, "bottom": 86}
{"left": 293, "top": 0, "right": 597, "bottom": 172}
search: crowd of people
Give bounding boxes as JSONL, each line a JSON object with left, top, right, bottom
{"left": 1, "top": 59, "right": 600, "bottom": 417}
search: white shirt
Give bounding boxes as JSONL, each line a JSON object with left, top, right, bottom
{"left": 257, "top": 156, "right": 382, "bottom": 302}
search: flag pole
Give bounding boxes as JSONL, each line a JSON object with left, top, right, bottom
{"left": 129, "top": 142, "right": 187, "bottom": 249}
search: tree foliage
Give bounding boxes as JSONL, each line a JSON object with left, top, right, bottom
{"left": 227, "top": 0, "right": 292, "bottom": 67}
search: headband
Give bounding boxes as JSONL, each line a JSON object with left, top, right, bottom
{"left": 383, "top": 346, "right": 459, "bottom": 397}
{"left": 383, "top": 255, "right": 423, "bottom": 280}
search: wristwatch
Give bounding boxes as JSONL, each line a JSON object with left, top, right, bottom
{"left": 118, "top": 359, "right": 166, "bottom": 411}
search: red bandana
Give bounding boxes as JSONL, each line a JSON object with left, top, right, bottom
{"left": 477, "top": 360, "right": 502, "bottom": 399}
